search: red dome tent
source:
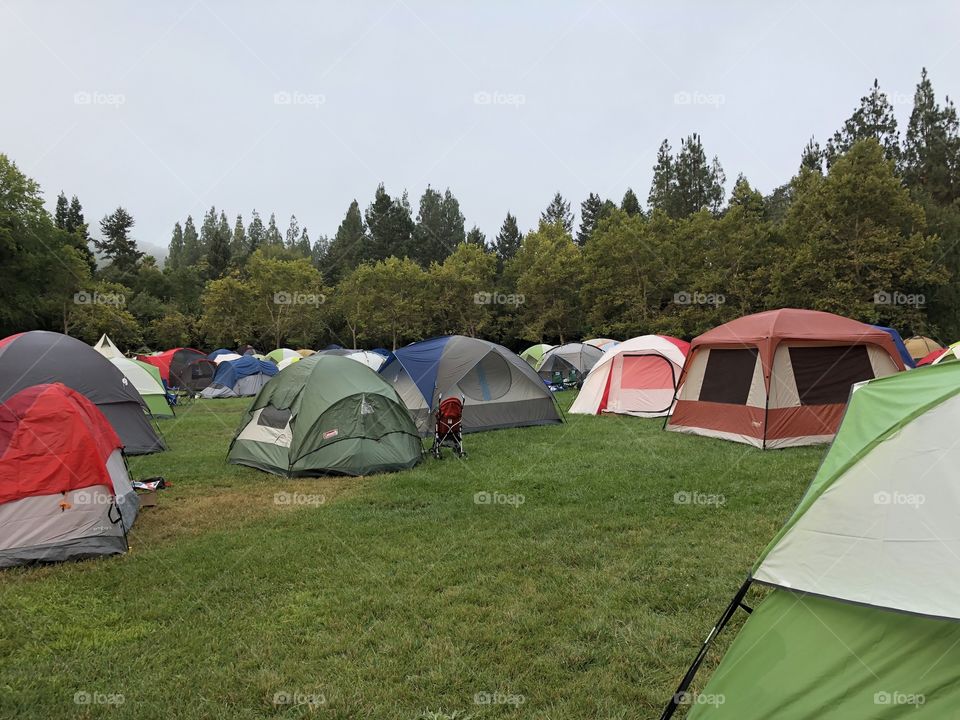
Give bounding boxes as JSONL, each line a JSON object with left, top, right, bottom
{"left": 665, "top": 309, "right": 905, "bottom": 448}
{"left": 0, "top": 384, "right": 139, "bottom": 567}
{"left": 137, "top": 348, "right": 215, "bottom": 392}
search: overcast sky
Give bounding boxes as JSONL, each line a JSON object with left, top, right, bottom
{"left": 3, "top": 1, "right": 958, "bottom": 258}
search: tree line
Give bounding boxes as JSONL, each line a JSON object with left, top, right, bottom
{"left": 1, "top": 68, "right": 957, "bottom": 352}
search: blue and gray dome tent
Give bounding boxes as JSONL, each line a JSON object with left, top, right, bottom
{"left": 872, "top": 325, "right": 915, "bottom": 368}
{"left": 201, "top": 356, "right": 278, "bottom": 398}
{"left": 379, "top": 335, "right": 563, "bottom": 435}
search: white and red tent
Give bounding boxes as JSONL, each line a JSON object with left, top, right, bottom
{"left": 570, "top": 335, "right": 689, "bottom": 417}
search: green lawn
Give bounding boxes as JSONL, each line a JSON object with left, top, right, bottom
{"left": 0, "top": 394, "right": 825, "bottom": 719}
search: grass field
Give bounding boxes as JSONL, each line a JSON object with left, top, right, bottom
{"left": 0, "top": 393, "right": 826, "bottom": 719}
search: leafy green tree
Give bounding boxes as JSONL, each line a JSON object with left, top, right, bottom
{"left": 540, "top": 192, "right": 574, "bottom": 233}
{"left": 493, "top": 212, "right": 522, "bottom": 266}
{"left": 427, "top": 243, "right": 497, "bottom": 336}
{"left": 66, "top": 280, "right": 141, "bottom": 347}
{"left": 199, "top": 275, "right": 257, "bottom": 347}
{"left": 621, "top": 188, "right": 643, "bottom": 217}
{"left": 147, "top": 309, "right": 194, "bottom": 349}
{"left": 97, "top": 207, "right": 143, "bottom": 275}
{"left": 359, "top": 256, "right": 427, "bottom": 349}
{"left": 774, "top": 139, "right": 944, "bottom": 331}
{"left": 507, "top": 221, "right": 584, "bottom": 343}
{"left": 825, "top": 79, "right": 900, "bottom": 167}
{"left": 329, "top": 264, "right": 376, "bottom": 348}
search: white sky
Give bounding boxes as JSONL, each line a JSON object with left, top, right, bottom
{"left": 3, "top": 1, "right": 958, "bottom": 258}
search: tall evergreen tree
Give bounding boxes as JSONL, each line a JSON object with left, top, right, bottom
{"left": 621, "top": 188, "right": 643, "bottom": 217}
{"left": 230, "top": 214, "right": 247, "bottom": 264}
{"left": 55, "top": 192, "right": 70, "bottom": 230}
{"left": 672, "top": 134, "right": 725, "bottom": 216}
{"left": 326, "top": 199, "right": 367, "bottom": 280}
{"left": 540, "top": 192, "right": 574, "bottom": 233}
{"left": 285, "top": 215, "right": 300, "bottom": 249}
{"left": 825, "top": 79, "right": 900, "bottom": 167}
{"left": 493, "top": 212, "right": 523, "bottom": 265}
{"left": 247, "top": 210, "right": 265, "bottom": 255}
{"left": 168, "top": 221, "right": 184, "bottom": 270}
{"left": 180, "top": 215, "right": 201, "bottom": 267}
{"left": 465, "top": 226, "right": 486, "bottom": 247}
{"left": 800, "top": 136, "right": 823, "bottom": 173}
{"left": 365, "top": 184, "right": 414, "bottom": 260}
{"left": 648, "top": 139, "right": 676, "bottom": 215}
{"left": 577, "top": 193, "right": 604, "bottom": 245}
{"left": 97, "top": 207, "right": 142, "bottom": 274}
{"left": 265, "top": 213, "right": 283, "bottom": 246}
{"left": 206, "top": 212, "right": 232, "bottom": 279}
{"left": 66, "top": 196, "right": 87, "bottom": 237}
{"left": 902, "top": 68, "right": 960, "bottom": 202}
{"left": 199, "top": 207, "right": 219, "bottom": 252}
{"left": 411, "top": 186, "right": 465, "bottom": 265}
{"left": 296, "top": 227, "right": 311, "bottom": 257}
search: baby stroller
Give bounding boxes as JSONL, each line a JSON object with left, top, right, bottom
{"left": 431, "top": 394, "right": 465, "bottom": 458}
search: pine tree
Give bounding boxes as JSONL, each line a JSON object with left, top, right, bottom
{"left": 728, "top": 174, "right": 765, "bottom": 217}
{"left": 411, "top": 186, "right": 465, "bottom": 265}
{"left": 621, "top": 188, "right": 643, "bottom": 217}
{"left": 97, "top": 207, "right": 143, "bottom": 274}
{"left": 326, "top": 199, "right": 367, "bottom": 280}
{"left": 466, "top": 226, "right": 486, "bottom": 247}
{"left": 540, "top": 192, "right": 574, "bottom": 233}
{"left": 671, "top": 134, "right": 725, "bottom": 216}
{"left": 577, "top": 193, "right": 604, "bottom": 245}
{"left": 648, "top": 139, "right": 676, "bottom": 215}
{"left": 296, "top": 227, "right": 311, "bottom": 257}
{"left": 265, "top": 213, "right": 283, "bottom": 246}
{"left": 285, "top": 215, "right": 300, "bottom": 249}
{"left": 66, "top": 196, "right": 87, "bottom": 236}
{"left": 168, "top": 222, "right": 184, "bottom": 270}
{"left": 230, "top": 214, "right": 247, "bottom": 264}
{"left": 55, "top": 192, "right": 70, "bottom": 229}
{"left": 206, "top": 212, "right": 232, "bottom": 279}
{"left": 181, "top": 215, "right": 201, "bottom": 267}
{"left": 247, "top": 210, "right": 265, "bottom": 255}
{"left": 365, "top": 184, "right": 414, "bottom": 260}
{"left": 825, "top": 79, "right": 900, "bottom": 167}
{"left": 902, "top": 68, "right": 960, "bottom": 202}
{"left": 200, "top": 207, "right": 219, "bottom": 252}
{"left": 800, "top": 136, "right": 823, "bottom": 173}
{"left": 493, "top": 212, "right": 522, "bottom": 265}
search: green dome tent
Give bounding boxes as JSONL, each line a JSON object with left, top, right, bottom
{"left": 662, "top": 362, "right": 960, "bottom": 719}
{"left": 519, "top": 343, "right": 553, "bottom": 368}
{"left": 227, "top": 355, "right": 421, "bottom": 477}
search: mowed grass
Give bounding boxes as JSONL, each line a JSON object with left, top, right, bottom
{"left": 0, "top": 393, "right": 825, "bottom": 719}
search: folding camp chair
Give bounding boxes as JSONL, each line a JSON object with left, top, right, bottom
{"left": 431, "top": 394, "right": 465, "bottom": 458}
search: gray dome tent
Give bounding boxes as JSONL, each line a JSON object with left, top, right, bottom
{"left": 0, "top": 331, "right": 165, "bottom": 455}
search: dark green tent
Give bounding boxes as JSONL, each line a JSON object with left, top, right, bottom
{"left": 227, "top": 355, "right": 421, "bottom": 476}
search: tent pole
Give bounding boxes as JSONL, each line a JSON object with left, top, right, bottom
{"left": 659, "top": 577, "right": 752, "bottom": 720}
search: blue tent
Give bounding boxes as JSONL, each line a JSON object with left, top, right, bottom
{"left": 201, "top": 356, "right": 278, "bottom": 398}
{"left": 207, "top": 348, "right": 235, "bottom": 361}
{"left": 370, "top": 347, "right": 391, "bottom": 358}
{"left": 379, "top": 335, "right": 562, "bottom": 434}
{"left": 873, "top": 325, "right": 915, "bottom": 368}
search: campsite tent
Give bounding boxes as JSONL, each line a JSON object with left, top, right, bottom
{"left": 917, "top": 341, "right": 960, "bottom": 366}
{"left": 0, "top": 331, "right": 165, "bottom": 454}
{"left": 137, "top": 348, "right": 215, "bottom": 392}
{"left": 208, "top": 349, "right": 242, "bottom": 364}
{"left": 0, "top": 384, "right": 139, "bottom": 567}
{"left": 93, "top": 334, "right": 172, "bottom": 418}
{"left": 583, "top": 338, "right": 616, "bottom": 349}
{"left": 666, "top": 309, "right": 904, "bottom": 448}
{"left": 536, "top": 343, "right": 604, "bottom": 383}
{"left": 266, "top": 348, "right": 299, "bottom": 364}
{"left": 380, "top": 336, "right": 562, "bottom": 434}
{"left": 905, "top": 335, "right": 943, "bottom": 362}
{"left": 519, "top": 343, "right": 553, "bottom": 368}
{"left": 201, "top": 356, "right": 278, "bottom": 398}
{"left": 277, "top": 356, "right": 300, "bottom": 371}
{"left": 296, "top": 349, "right": 316, "bottom": 357}
{"left": 873, "top": 325, "right": 915, "bottom": 368}
{"left": 228, "top": 355, "right": 421, "bottom": 476}
{"left": 569, "top": 335, "right": 689, "bottom": 417}
{"left": 663, "top": 362, "right": 960, "bottom": 719}
{"left": 347, "top": 350, "right": 385, "bottom": 371}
